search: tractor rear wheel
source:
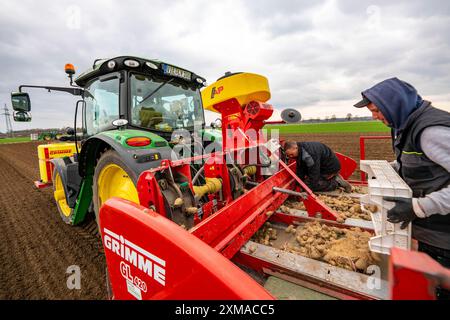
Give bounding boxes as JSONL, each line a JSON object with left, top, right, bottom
{"left": 93, "top": 150, "right": 140, "bottom": 224}
{"left": 53, "top": 168, "right": 74, "bottom": 224}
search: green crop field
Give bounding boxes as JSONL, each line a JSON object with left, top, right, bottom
{"left": 266, "top": 121, "right": 390, "bottom": 134}
{"left": 0, "top": 136, "right": 31, "bottom": 144}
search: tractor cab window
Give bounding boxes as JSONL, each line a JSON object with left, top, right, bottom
{"left": 130, "top": 73, "right": 204, "bottom": 132}
{"left": 83, "top": 76, "right": 119, "bottom": 136}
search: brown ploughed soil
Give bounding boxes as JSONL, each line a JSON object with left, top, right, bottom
{"left": 0, "top": 142, "right": 107, "bottom": 299}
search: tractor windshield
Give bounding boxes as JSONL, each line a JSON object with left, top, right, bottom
{"left": 130, "top": 73, "right": 204, "bottom": 132}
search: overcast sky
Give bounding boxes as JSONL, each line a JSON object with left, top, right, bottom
{"left": 1, "top": 0, "right": 449, "bottom": 132}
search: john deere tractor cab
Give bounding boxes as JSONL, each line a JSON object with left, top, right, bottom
{"left": 11, "top": 56, "right": 210, "bottom": 226}
{"left": 74, "top": 57, "right": 207, "bottom": 140}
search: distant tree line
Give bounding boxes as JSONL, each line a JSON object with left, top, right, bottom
{"left": 0, "top": 127, "right": 73, "bottom": 138}
{"left": 301, "top": 113, "right": 373, "bottom": 123}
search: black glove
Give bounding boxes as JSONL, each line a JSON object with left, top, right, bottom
{"left": 383, "top": 197, "right": 415, "bottom": 229}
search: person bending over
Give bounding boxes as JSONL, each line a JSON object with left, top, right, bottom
{"left": 283, "top": 140, "right": 352, "bottom": 192}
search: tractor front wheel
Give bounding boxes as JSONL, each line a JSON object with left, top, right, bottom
{"left": 93, "top": 150, "right": 140, "bottom": 224}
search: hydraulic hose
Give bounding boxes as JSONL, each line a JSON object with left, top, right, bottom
{"left": 192, "top": 165, "right": 205, "bottom": 185}
{"left": 243, "top": 165, "right": 257, "bottom": 176}
{"left": 193, "top": 178, "right": 222, "bottom": 198}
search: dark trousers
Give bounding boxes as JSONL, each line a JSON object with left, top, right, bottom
{"left": 303, "top": 171, "right": 340, "bottom": 192}
{"left": 418, "top": 241, "right": 450, "bottom": 300}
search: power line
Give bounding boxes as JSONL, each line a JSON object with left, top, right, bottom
{"left": 1, "top": 104, "right": 14, "bottom": 137}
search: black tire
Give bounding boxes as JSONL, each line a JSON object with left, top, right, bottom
{"left": 92, "top": 149, "right": 138, "bottom": 225}
{"left": 52, "top": 168, "right": 74, "bottom": 224}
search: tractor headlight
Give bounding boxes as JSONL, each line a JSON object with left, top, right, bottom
{"left": 145, "top": 61, "right": 159, "bottom": 70}
{"left": 196, "top": 77, "right": 207, "bottom": 86}
{"left": 107, "top": 60, "right": 116, "bottom": 69}
{"left": 124, "top": 59, "right": 140, "bottom": 67}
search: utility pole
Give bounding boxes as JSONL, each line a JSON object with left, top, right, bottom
{"left": 1, "top": 104, "right": 14, "bottom": 137}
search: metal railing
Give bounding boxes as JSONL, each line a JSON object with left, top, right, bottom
{"left": 359, "top": 135, "right": 392, "bottom": 182}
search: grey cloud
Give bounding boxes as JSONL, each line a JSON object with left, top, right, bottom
{"left": 245, "top": 0, "right": 322, "bottom": 15}
{"left": 1, "top": 0, "right": 450, "bottom": 131}
{"left": 337, "top": 0, "right": 450, "bottom": 17}
{"left": 243, "top": 0, "right": 322, "bottom": 37}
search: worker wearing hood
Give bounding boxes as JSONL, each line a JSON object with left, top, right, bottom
{"left": 355, "top": 78, "right": 423, "bottom": 131}
{"left": 355, "top": 78, "right": 450, "bottom": 299}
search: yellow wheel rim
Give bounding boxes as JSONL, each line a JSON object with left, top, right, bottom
{"left": 53, "top": 171, "right": 72, "bottom": 217}
{"left": 97, "top": 164, "right": 139, "bottom": 208}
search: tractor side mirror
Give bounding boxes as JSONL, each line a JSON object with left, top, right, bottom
{"left": 11, "top": 92, "right": 31, "bottom": 112}
{"left": 66, "top": 127, "right": 75, "bottom": 135}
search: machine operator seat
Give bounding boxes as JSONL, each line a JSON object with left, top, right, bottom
{"left": 139, "top": 107, "right": 163, "bottom": 128}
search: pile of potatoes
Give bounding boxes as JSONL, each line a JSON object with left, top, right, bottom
{"left": 350, "top": 185, "right": 365, "bottom": 194}
{"left": 278, "top": 200, "right": 304, "bottom": 214}
{"left": 281, "top": 196, "right": 377, "bottom": 223}
{"left": 253, "top": 222, "right": 278, "bottom": 246}
{"left": 336, "top": 185, "right": 365, "bottom": 194}
{"left": 317, "top": 195, "right": 375, "bottom": 222}
{"left": 283, "top": 221, "right": 379, "bottom": 273}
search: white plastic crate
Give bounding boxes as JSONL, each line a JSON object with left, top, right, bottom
{"left": 359, "top": 160, "right": 412, "bottom": 255}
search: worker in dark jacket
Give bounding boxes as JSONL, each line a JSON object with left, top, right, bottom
{"left": 283, "top": 141, "right": 352, "bottom": 192}
{"left": 354, "top": 77, "right": 450, "bottom": 299}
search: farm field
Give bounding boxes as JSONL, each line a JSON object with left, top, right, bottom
{"left": 0, "top": 137, "right": 31, "bottom": 144}
{"left": 0, "top": 132, "right": 394, "bottom": 299}
{"left": 0, "top": 141, "right": 107, "bottom": 299}
{"left": 267, "top": 120, "right": 390, "bottom": 134}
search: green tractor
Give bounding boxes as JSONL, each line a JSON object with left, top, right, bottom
{"left": 38, "top": 130, "right": 61, "bottom": 141}
{"left": 11, "top": 56, "right": 220, "bottom": 226}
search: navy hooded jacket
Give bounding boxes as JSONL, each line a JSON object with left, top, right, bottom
{"left": 362, "top": 78, "right": 423, "bottom": 132}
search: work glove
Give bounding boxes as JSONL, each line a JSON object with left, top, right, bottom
{"left": 383, "top": 197, "right": 415, "bottom": 229}
{"left": 334, "top": 174, "right": 352, "bottom": 193}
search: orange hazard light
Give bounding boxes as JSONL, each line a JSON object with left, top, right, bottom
{"left": 65, "top": 63, "right": 76, "bottom": 75}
